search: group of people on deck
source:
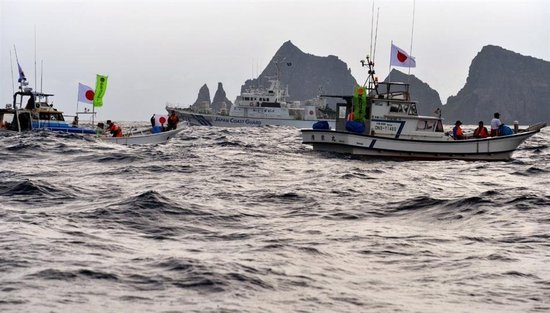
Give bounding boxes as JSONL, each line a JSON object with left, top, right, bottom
{"left": 93, "top": 111, "right": 180, "bottom": 138}
{"left": 150, "top": 111, "right": 180, "bottom": 132}
{"left": 452, "top": 112, "right": 509, "bottom": 140}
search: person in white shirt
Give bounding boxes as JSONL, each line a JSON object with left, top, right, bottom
{"left": 490, "top": 112, "right": 502, "bottom": 136}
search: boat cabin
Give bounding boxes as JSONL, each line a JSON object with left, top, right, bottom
{"left": 332, "top": 81, "right": 447, "bottom": 141}
{"left": 232, "top": 78, "right": 319, "bottom": 121}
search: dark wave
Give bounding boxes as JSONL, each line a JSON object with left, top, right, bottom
{"left": 0, "top": 179, "right": 77, "bottom": 201}
{"left": 72, "top": 191, "right": 214, "bottom": 239}
{"left": 148, "top": 257, "right": 272, "bottom": 292}
{"left": 388, "top": 196, "right": 447, "bottom": 214}
{"left": 28, "top": 268, "right": 118, "bottom": 281}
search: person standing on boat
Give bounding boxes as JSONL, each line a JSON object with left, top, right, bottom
{"left": 473, "top": 121, "right": 489, "bottom": 138}
{"left": 150, "top": 114, "right": 155, "bottom": 128}
{"left": 106, "top": 120, "right": 123, "bottom": 137}
{"left": 491, "top": 112, "right": 502, "bottom": 136}
{"left": 72, "top": 116, "right": 79, "bottom": 127}
{"left": 166, "top": 111, "right": 179, "bottom": 131}
{"left": 452, "top": 120, "right": 464, "bottom": 140}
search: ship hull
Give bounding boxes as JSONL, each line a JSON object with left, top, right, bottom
{"left": 176, "top": 111, "right": 335, "bottom": 129}
{"left": 301, "top": 129, "right": 541, "bottom": 161}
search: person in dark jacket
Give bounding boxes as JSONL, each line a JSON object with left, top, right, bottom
{"left": 166, "top": 111, "right": 179, "bottom": 131}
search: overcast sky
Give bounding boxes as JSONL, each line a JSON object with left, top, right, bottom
{"left": 1, "top": 0, "right": 549, "bottom": 121}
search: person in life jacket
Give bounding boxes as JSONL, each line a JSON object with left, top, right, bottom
{"left": 473, "top": 121, "right": 489, "bottom": 138}
{"left": 166, "top": 111, "right": 180, "bottom": 131}
{"left": 106, "top": 120, "right": 123, "bottom": 137}
{"left": 452, "top": 120, "right": 464, "bottom": 140}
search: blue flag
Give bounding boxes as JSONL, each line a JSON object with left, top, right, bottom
{"left": 17, "top": 62, "right": 26, "bottom": 83}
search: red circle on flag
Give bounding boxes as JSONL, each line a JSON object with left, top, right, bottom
{"left": 85, "top": 90, "right": 95, "bottom": 100}
{"left": 397, "top": 51, "right": 408, "bottom": 63}
{"left": 159, "top": 117, "right": 166, "bottom": 124}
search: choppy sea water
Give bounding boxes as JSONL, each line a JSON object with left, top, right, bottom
{"left": 0, "top": 125, "right": 549, "bottom": 313}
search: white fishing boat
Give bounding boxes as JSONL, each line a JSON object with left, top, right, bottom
{"left": 167, "top": 62, "right": 336, "bottom": 128}
{"left": 301, "top": 57, "right": 546, "bottom": 161}
{"left": 99, "top": 127, "right": 185, "bottom": 145}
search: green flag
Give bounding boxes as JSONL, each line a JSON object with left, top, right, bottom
{"left": 93, "top": 74, "right": 108, "bottom": 107}
{"left": 352, "top": 85, "right": 367, "bottom": 122}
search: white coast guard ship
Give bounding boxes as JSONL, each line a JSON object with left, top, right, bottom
{"left": 167, "top": 62, "right": 336, "bottom": 128}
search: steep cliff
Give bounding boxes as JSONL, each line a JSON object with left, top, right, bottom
{"left": 211, "top": 82, "right": 233, "bottom": 113}
{"left": 443, "top": 45, "right": 550, "bottom": 124}
{"left": 242, "top": 41, "right": 357, "bottom": 100}
{"left": 190, "top": 84, "right": 211, "bottom": 111}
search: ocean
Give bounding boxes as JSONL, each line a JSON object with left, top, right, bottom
{"left": 1, "top": 125, "right": 549, "bottom": 313}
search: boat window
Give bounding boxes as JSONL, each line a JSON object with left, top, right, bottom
{"left": 435, "top": 120, "right": 444, "bottom": 132}
{"left": 416, "top": 120, "right": 436, "bottom": 131}
{"left": 426, "top": 120, "right": 435, "bottom": 130}
{"left": 416, "top": 120, "right": 427, "bottom": 130}
{"left": 409, "top": 104, "right": 417, "bottom": 115}
{"left": 390, "top": 103, "right": 400, "bottom": 113}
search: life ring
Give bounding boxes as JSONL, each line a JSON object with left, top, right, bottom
{"left": 309, "top": 110, "right": 314, "bottom": 115}
{"left": 249, "top": 102, "right": 254, "bottom": 107}
{"left": 35, "top": 103, "right": 41, "bottom": 109}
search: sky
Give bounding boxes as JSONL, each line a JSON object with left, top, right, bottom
{"left": 1, "top": 0, "right": 549, "bottom": 121}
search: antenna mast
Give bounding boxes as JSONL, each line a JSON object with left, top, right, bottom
{"left": 408, "top": 0, "right": 416, "bottom": 76}
{"left": 372, "top": 7, "right": 380, "bottom": 63}
{"left": 369, "top": 0, "right": 375, "bottom": 57}
{"left": 34, "top": 25, "right": 37, "bottom": 91}
{"left": 10, "top": 50, "right": 15, "bottom": 94}
{"left": 40, "top": 60, "right": 44, "bottom": 93}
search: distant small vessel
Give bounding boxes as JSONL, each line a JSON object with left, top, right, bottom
{"left": 167, "top": 62, "right": 336, "bottom": 128}
{"left": 301, "top": 57, "right": 546, "bottom": 161}
{"left": 99, "top": 127, "right": 184, "bottom": 145}
{"left": 1, "top": 88, "right": 96, "bottom": 134}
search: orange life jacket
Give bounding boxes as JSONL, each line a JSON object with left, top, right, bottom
{"left": 108, "top": 123, "right": 123, "bottom": 137}
{"left": 168, "top": 114, "right": 179, "bottom": 125}
{"left": 474, "top": 127, "right": 488, "bottom": 138}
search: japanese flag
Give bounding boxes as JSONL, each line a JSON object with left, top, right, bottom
{"left": 390, "top": 43, "right": 416, "bottom": 68}
{"left": 78, "top": 83, "right": 95, "bottom": 104}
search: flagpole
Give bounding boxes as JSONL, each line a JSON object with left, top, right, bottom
{"left": 9, "top": 50, "right": 15, "bottom": 94}
{"left": 388, "top": 40, "right": 393, "bottom": 83}
{"left": 76, "top": 84, "right": 79, "bottom": 118}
